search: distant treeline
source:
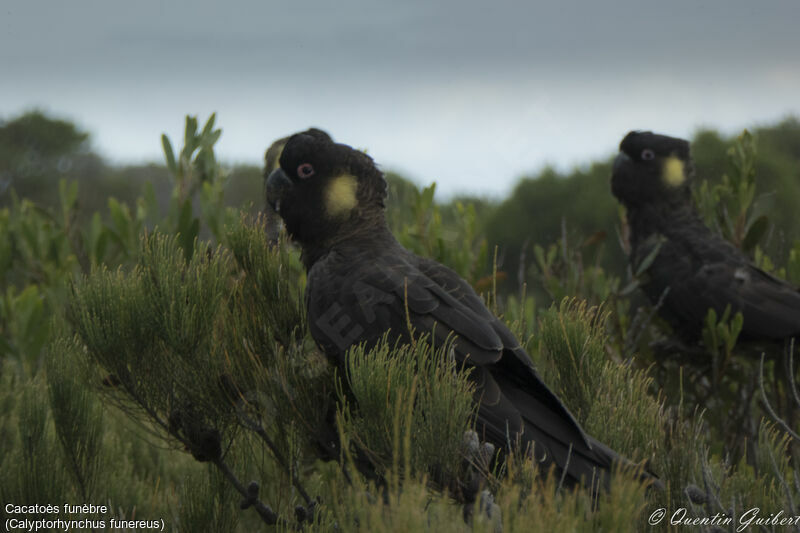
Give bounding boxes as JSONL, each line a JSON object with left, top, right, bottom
{"left": 3, "top": 110, "right": 799, "bottom": 288}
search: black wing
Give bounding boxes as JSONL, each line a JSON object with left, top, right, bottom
{"left": 638, "top": 229, "right": 800, "bottom": 340}
{"left": 307, "top": 246, "right": 619, "bottom": 487}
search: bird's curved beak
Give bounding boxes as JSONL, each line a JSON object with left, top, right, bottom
{"left": 613, "top": 151, "right": 632, "bottom": 174}
{"left": 266, "top": 168, "right": 292, "bottom": 214}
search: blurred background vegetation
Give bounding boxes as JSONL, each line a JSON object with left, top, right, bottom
{"left": 1, "top": 110, "right": 799, "bottom": 531}
{"left": 6, "top": 110, "right": 800, "bottom": 294}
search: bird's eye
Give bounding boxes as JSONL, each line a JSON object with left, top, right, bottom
{"left": 297, "top": 163, "right": 315, "bottom": 179}
{"left": 641, "top": 148, "right": 655, "bottom": 161}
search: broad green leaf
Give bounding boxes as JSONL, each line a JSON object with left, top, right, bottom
{"left": 617, "top": 279, "right": 640, "bottom": 297}
{"left": 85, "top": 212, "right": 103, "bottom": 264}
{"left": 533, "top": 244, "right": 546, "bottom": 269}
{"left": 742, "top": 215, "right": 769, "bottom": 253}
{"left": 58, "top": 179, "right": 78, "bottom": 221}
{"left": 727, "top": 312, "right": 744, "bottom": 352}
{"left": 176, "top": 199, "right": 199, "bottom": 261}
{"left": 201, "top": 112, "right": 216, "bottom": 137}
{"left": 200, "top": 129, "right": 221, "bottom": 149}
{"left": 178, "top": 219, "right": 200, "bottom": 262}
{"left": 108, "top": 197, "right": 131, "bottom": 240}
{"left": 634, "top": 237, "right": 665, "bottom": 277}
{"left": 546, "top": 244, "right": 557, "bottom": 265}
{"left": 162, "top": 134, "right": 177, "bottom": 175}
{"left": 184, "top": 115, "right": 198, "bottom": 150}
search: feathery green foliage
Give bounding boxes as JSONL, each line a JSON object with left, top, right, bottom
{"left": 175, "top": 467, "right": 240, "bottom": 533}
{"left": 2, "top": 112, "right": 800, "bottom": 531}
{"left": 336, "top": 333, "right": 476, "bottom": 488}
{"left": 537, "top": 299, "right": 609, "bottom": 420}
{"left": 1, "top": 381, "right": 71, "bottom": 508}
{"left": 45, "top": 334, "right": 105, "bottom": 501}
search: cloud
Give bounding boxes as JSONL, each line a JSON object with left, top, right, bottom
{"left": 2, "top": 0, "right": 799, "bottom": 196}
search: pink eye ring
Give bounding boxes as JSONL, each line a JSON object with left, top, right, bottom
{"left": 641, "top": 148, "right": 655, "bottom": 161}
{"left": 297, "top": 163, "right": 315, "bottom": 178}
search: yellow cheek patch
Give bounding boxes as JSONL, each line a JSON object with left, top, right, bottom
{"left": 325, "top": 174, "right": 358, "bottom": 218}
{"left": 662, "top": 156, "right": 686, "bottom": 187}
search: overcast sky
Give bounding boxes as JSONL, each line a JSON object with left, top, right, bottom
{"left": 3, "top": 0, "right": 799, "bottom": 198}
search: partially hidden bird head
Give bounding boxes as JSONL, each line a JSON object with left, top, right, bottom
{"left": 264, "top": 129, "right": 388, "bottom": 247}
{"left": 611, "top": 131, "right": 694, "bottom": 209}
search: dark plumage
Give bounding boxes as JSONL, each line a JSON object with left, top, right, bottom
{"left": 611, "top": 130, "right": 800, "bottom": 340}
{"left": 266, "top": 129, "right": 654, "bottom": 492}
{"left": 262, "top": 128, "right": 332, "bottom": 244}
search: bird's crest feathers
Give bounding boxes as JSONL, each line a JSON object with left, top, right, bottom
{"left": 264, "top": 141, "right": 286, "bottom": 175}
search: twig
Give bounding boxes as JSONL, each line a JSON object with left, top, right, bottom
{"left": 556, "top": 444, "right": 572, "bottom": 494}
{"left": 785, "top": 338, "right": 800, "bottom": 408}
{"left": 105, "top": 382, "right": 295, "bottom": 526}
{"left": 765, "top": 435, "right": 797, "bottom": 518}
{"left": 237, "top": 412, "right": 315, "bottom": 508}
{"left": 700, "top": 452, "right": 725, "bottom": 515}
{"left": 759, "top": 353, "right": 800, "bottom": 442}
{"left": 625, "top": 286, "right": 670, "bottom": 359}
{"left": 517, "top": 238, "right": 530, "bottom": 297}
{"left": 212, "top": 457, "right": 284, "bottom": 526}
